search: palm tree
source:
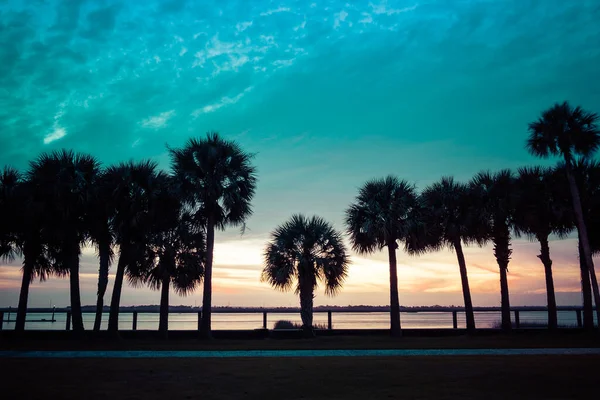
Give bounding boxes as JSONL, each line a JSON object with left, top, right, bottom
{"left": 88, "top": 171, "right": 116, "bottom": 331}
{"left": 27, "top": 150, "right": 100, "bottom": 332}
{"left": 513, "top": 166, "right": 572, "bottom": 330}
{"left": 262, "top": 214, "right": 349, "bottom": 336}
{"left": 470, "top": 170, "right": 516, "bottom": 332}
{"left": 570, "top": 159, "right": 600, "bottom": 326}
{"left": 134, "top": 177, "right": 205, "bottom": 336}
{"left": 169, "top": 132, "right": 257, "bottom": 337}
{"left": 527, "top": 101, "right": 599, "bottom": 331}
{"left": 1, "top": 168, "right": 56, "bottom": 331}
{"left": 106, "top": 161, "right": 165, "bottom": 332}
{"left": 415, "top": 177, "right": 487, "bottom": 333}
{"left": 345, "top": 176, "right": 418, "bottom": 336}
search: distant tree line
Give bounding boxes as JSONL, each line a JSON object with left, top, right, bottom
{"left": 1, "top": 102, "right": 599, "bottom": 337}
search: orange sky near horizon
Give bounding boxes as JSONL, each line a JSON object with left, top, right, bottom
{"left": 0, "top": 233, "right": 591, "bottom": 309}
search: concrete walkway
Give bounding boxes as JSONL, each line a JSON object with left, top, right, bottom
{"left": 2, "top": 348, "right": 600, "bottom": 358}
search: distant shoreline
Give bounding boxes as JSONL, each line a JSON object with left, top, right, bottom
{"left": 1, "top": 305, "right": 590, "bottom": 313}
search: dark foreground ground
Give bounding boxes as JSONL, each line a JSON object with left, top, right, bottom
{"left": 1, "top": 333, "right": 599, "bottom": 399}
{"left": 1, "top": 355, "right": 599, "bottom": 399}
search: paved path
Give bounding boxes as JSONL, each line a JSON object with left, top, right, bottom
{"left": 1, "top": 348, "right": 600, "bottom": 358}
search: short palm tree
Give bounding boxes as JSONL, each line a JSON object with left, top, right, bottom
{"left": 513, "top": 166, "right": 572, "bottom": 330}
{"left": 134, "top": 178, "right": 205, "bottom": 336}
{"left": 527, "top": 101, "right": 599, "bottom": 331}
{"left": 262, "top": 214, "right": 349, "bottom": 335}
{"left": 415, "top": 177, "right": 487, "bottom": 332}
{"left": 27, "top": 150, "right": 100, "bottom": 332}
{"left": 345, "top": 176, "right": 417, "bottom": 336}
{"left": 106, "top": 161, "right": 165, "bottom": 332}
{"left": 169, "top": 132, "right": 257, "bottom": 337}
{"left": 470, "top": 170, "right": 516, "bottom": 332}
{"left": 1, "top": 169, "right": 57, "bottom": 331}
{"left": 88, "top": 171, "right": 116, "bottom": 331}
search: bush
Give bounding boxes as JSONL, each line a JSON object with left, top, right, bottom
{"left": 273, "top": 320, "right": 329, "bottom": 330}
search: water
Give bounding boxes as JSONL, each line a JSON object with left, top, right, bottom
{"left": 1, "top": 311, "right": 595, "bottom": 331}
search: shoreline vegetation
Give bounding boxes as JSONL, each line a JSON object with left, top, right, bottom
{"left": 2, "top": 101, "right": 600, "bottom": 336}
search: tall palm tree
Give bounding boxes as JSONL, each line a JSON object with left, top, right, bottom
{"left": 262, "top": 214, "right": 349, "bottom": 336}
{"left": 527, "top": 101, "right": 599, "bottom": 331}
{"left": 345, "top": 176, "right": 418, "bottom": 336}
{"left": 570, "top": 159, "right": 600, "bottom": 326}
{"left": 88, "top": 171, "right": 116, "bottom": 331}
{"left": 1, "top": 168, "right": 56, "bottom": 331}
{"left": 415, "top": 177, "right": 487, "bottom": 333}
{"left": 134, "top": 177, "right": 205, "bottom": 336}
{"left": 470, "top": 170, "right": 516, "bottom": 332}
{"left": 27, "top": 150, "right": 100, "bottom": 332}
{"left": 169, "top": 132, "right": 257, "bottom": 337}
{"left": 106, "top": 161, "right": 165, "bottom": 332}
{"left": 513, "top": 166, "right": 572, "bottom": 330}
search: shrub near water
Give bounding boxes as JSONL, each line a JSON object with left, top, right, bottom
{"left": 273, "top": 320, "right": 328, "bottom": 330}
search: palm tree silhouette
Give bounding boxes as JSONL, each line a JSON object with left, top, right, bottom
{"left": 569, "top": 159, "right": 600, "bottom": 326}
{"left": 27, "top": 150, "right": 100, "bottom": 332}
{"left": 470, "top": 170, "right": 516, "bottom": 332}
{"left": 262, "top": 214, "right": 349, "bottom": 336}
{"left": 106, "top": 161, "right": 164, "bottom": 332}
{"left": 133, "top": 176, "right": 205, "bottom": 337}
{"left": 513, "top": 166, "right": 571, "bottom": 330}
{"left": 345, "top": 176, "right": 417, "bottom": 337}
{"left": 527, "top": 101, "right": 599, "bottom": 331}
{"left": 1, "top": 168, "right": 55, "bottom": 331}
{"left": 88, "top": 170, "right": 116, "bottom": 331}
{"left": 416, "top": 177, "right": 486, "bottom": 333}
{"left": 169, "top": 132, "right": 257, "bottom": 337}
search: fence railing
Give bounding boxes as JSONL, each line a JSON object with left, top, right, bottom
{"left": 0, "top": 306, "right": 594, "bottom": 331}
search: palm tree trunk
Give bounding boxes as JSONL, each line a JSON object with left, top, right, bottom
{"left": 454, "top": 239, "right": 476, "bottom": 332}
{"left": 200, "top": 214, "right": 215, "bottom": 338}
{"left": 499, "top": 264, "right": 511, "bottom": 331}
{"left": 299, "top": 279, "right": 315, "bottom": 338}
{"left": 578, "top": 241, "right": 594, "bottom": 330}
{"left": 387, "top": 240, "right": 401, "bottom": 337}
{"left": 108, "top": 252, "right": 127, "bottom": 332}
{"left": 68, "top": 245, "right": 84, "bottom": 332}
{"left": 93, "top": 241, "right": 111, "bottom": 331}
{"left": 565, "top": 160, "right": 595, "bottom": 330}
{"left": 537, "top": 234, "right": 557, "bottom": 330}
{"left": 15, "top": 258, "right": 33, "bottom": 332}
{"left": 589, "top": 263, "right": 600, "bottom": 328}
{"left": 159, "top": 275, "right": 169, "bottom": 337}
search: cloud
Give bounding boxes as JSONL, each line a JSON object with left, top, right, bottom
{"left": 140, "top": 110, "right": 175, "bottom": 129}
{"left": 236, "top": 21, "right": 253, "bottom": 32}
{"left": 369, "top": 2, "right": 418, "bottom": 16}
{"left": 191, "top": 86, "right": 254, "bottom": 116}
{"left": 260, "top": 7, "right": 291, "bottom": 16}
{"left": 334, "top": 10, "right": 349, "bottom": 29}
{"left": 43, "top": 126, "right": 67, "bottom": 144}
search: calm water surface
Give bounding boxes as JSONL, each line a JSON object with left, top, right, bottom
{"left": 2, "top": 311, "right": 595, "bottom": 331}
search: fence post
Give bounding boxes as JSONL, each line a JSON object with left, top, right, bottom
{"left": 328, "top": 311, "right": 332, "bottom": 330}
{"left": 452, "top": 311, "right": 458, "bottom": 329}
{"left": 132, "top": 311, "right": 138, "bottom": 331}
{"left": 66, "top": 311, "right": 72, "bottom": 331}
{"left": 514, "top": 310, "right": 520, "bottom": 328}
{"left": 197, "top": 311, "right": 202, "bottom": 331}
{"left": 0, "top": 311, "right": 4, "bottom": 331}
{"left": 576, "top": 309, "right": 582, "bottom": 328}
{"left": 263, "top": 312, "right": 267, "bottom": 329}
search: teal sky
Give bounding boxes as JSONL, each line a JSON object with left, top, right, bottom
{"left": 1, "top": 0, "right": 600, "bottom": 308}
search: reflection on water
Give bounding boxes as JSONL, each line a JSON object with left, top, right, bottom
{"left": 1, "top": 310, "right": 594, "bottom": 331}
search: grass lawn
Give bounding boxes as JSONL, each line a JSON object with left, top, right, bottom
{"left": 1, "top": 355, "right": 599, "bottom": 399}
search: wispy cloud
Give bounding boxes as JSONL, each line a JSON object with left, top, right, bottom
{"left": 140, "top": 110, "right": 175, "bottom": 129}
{"left": 236, "top": 21, "right": 253, "bottom": 32}
{"left": 192, "top": 86, "right": 254, "bottom": 117}
{"left": 369, "top": 1, "right": 418, "bottom": 16}
{"left": 260, "top": 7, "right": 291, "bottom": 16}
{"left": 43, "top": 126, "right": 67, "bottom": 144}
